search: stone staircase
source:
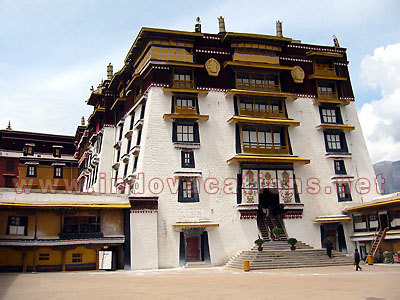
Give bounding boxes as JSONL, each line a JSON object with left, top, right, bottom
{"left": 226, "top": 213, "right": 352, "bottom": 270}
{"left": 225, "top": 241, "right": 354, "bottom": 270}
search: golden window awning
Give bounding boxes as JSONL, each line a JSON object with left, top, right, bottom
{"left": 172, "top": 222, "right": 219, "bottom": 229}
{"left": 228, "top": 116, "right": 299, "bottom": 127}
{"left": 227, "top": 154, "right": 310, "bottom": 164}
{"left": 314, "top": 216, "right": 352, "bottom": 223}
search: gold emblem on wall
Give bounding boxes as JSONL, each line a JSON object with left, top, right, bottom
{"left": 291, "top": 66, "right": 305, "bottom": 83}
{"left": 205, "top": 58, "right": 221, "bottom": 77}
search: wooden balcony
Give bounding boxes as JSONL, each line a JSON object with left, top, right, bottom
{"left": 242, "top": 144, "right": 290, "bottom": 155}
{"left": 239, "top": 107, "right": 285, "bottom": 119}
{"left": 317, "top": 90, "right": 338, "bottom": 100}
{"left": 175, "top": 105, "right": 197, "bottom": 115}
{"left": 236, "top": 81, "right": 280, "bottom": 93}
{"left": 314, "top": 66, "right": 336, "bottom": 76}
{"left": 173, "top": 80, "right": 194, "bottom": 89}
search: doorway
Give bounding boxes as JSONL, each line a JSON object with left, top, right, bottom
{"left": 259, "top": 188, "right": 281, "bottom": 216}
{"left": 185, "top": 235, "right": 201, "bottom": 262}
{"left": 379, "top": 213, "right": 389, "bottom": 229}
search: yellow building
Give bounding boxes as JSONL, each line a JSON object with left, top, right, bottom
{"left": 0, "top": 189, "right": 129, "bottom": 272}
{"left": 343, "top": 193, "right": 400, "bottom": 260}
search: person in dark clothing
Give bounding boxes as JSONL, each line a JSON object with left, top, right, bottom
{"left": 325, "top": 239, "right": 333, "bottom": 258}
{"left": 354, "top": 249, "right": 362, "bottom": 271}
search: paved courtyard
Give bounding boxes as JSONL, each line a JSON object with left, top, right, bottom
{"left": 0, "top": 264, "right": 399, "bottom": 300}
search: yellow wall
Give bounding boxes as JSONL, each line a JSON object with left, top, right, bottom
{"left": 0, "top": 247, "right": 23, "bottom": 266}
{"left": 18, "top": 165, "right": 78, "bottom": 191}
{"left": 23, "top": 247, "right": 62, "bottom": 266}
{"left": 66, "top": 246, "right": 96, "bottom": 265}
{"left": 0, "top": 246, "right": 96, "bottom": 268}
{"left": 102, "top": 210, "right": 124, "bottom": 235}
{"left": 37, "top": 211, "right": 60, "bottom": 238}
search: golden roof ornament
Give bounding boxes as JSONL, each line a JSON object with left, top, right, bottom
{"left": 291, "top": 66, "right": 305, "bottom": 83}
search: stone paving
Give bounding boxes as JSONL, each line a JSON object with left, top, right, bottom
{"left": 0, "top": 264, "right": 399, "bottom": 300}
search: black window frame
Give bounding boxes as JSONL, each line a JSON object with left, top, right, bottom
{"left": 181, "top": 151, "right": 195, "bottom": 168}
{"left": 324, "top": 131, "right": 348, "bottom": 153}
{"left": 53, "top": 147, "right": 62, "bottom": 158}
{"left": 6, "top": 216, "right": 28, "bottom": 235}
{"left": 53, "top": 166, "right": 64, "bottom": 178}
{"left": 26, "top": 165, "right": 37, "bottom": 177}
{"left": 319, "top": 105, "right": 343, "bottom": 124}
{"left": 336, "top": 182, "right": 352, "bottom": 202}
{"left": 178, "top": 178, "right": 199, "bottom": 202}
{"left": 172, "top": 122, "right": 200, "bottom": 144}
{"left": 334, "top": 160, "right": 347, "bottom": 175}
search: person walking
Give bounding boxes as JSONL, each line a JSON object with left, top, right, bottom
{"left": 354, "top": 249, "right": 362, "bottom": 271}
{"left": 325, "top": 238, "right": 333, "bottom": 258}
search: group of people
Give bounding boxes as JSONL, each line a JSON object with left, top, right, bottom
{"left": 325, "top": 239, "right": 362, "bottom": 271}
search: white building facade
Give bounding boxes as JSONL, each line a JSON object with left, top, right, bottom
{"left": 77, "top": 23, "right": 380, "bottom": 269}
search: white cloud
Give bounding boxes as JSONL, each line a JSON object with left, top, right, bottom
{"left": 359, "top": 43, "right": 400, "bottom": 163}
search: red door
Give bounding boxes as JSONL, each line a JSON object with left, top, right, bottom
{"left": 185, "top": 236, "right": 200, "bottom": 262}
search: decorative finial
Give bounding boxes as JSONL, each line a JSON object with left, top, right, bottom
{"left": 333, "top": 35, "right": 340, "bottom": 47}
{"left": 195, "top": 17, "right": 201, "bottom": 33}
{"left": 276, "top": 20, "right": 283, "bottom": 37}
{"left": 218, "top": 16, "right": 226, "bottom": 34}
{"left": 81, "top": 116, "right": 85, "bottom": 126}
{"left": 6, "top": 121, "right": 12, "bottom": 130}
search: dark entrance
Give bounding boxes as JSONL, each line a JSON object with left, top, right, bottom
{"left": 379, "top": 213, "right": 389, "bottom": 229}
{"left": 320, "top": 223, "right": 348, "bottom": 253}
{"left": 259, "top": 188, "right": 281, "bottom": 216}
{"left": 185, "top": 236, "right": 201, "bottom": 262}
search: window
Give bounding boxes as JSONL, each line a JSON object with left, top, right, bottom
{"left": 7, "top": 216, "right": 28, "bottom": 235}
{"left": 320, "top": 106, "right": 342, "bottom": 124}
{"left": 314, "top": 58, "right": 335, "bottom": 76}
{"left": 4, "top": 176, "right": 14, "bottom": 188}
{"left": 174, "top": 96, "right": 197, "bottom": 114}
{"left": 241, "top": 126, "right": 288, "bottom": 154}
{"left": 178, "top": 178, "right": 199, "bottom": 202}
{"left": 129, "top": 114, "right": 135, "bottom": 130}
{"left": 317, "top": 82, "right": 337, "bottom": 99}
{"left": 337, "top": 182, "right": 352, "bottom": 202}
{"left": 173, "top": 70, "right": 193, "bottom": 89}
{"left": 96, "top": 135, "right": 103, "bottom": 153}
{"left": 6, "top": 161, "right": 14, "bottom": 172}
{"left": 53, "top": 147, "right": 62, "bottom": 157}
{"left": 238, "top": 96, "right": 284, "bottom": 118}
{"left": 236, "top": 72, "right": 280, "bottom": 92}
{"left": 63, "top": 216, "right": 100, "bottom": 234}
{"left": 23, "top": 145, "right": 34, "bottom": 156}
{"left": 136, "top": 129, "right": 142, "bottom": 145}
{"left": 118, "top": 125, "right": 124, "bottom": 141}
{"left": 127, "top": 137, "right": 132, "bottom": 153}
{"left": 132, "top": 156, "right": 138, "bottom": 173}
{"left": 324, "top": 132, "right": 348, "bottom": 153}
{"left": 72, "top": 253, "right": 82, "bottom": 263}
{"left": 173, "top": 123, "right": 200, "bottom": 143}
{"left": 181, "top": 151, "right": 195, "bottom": 168}
{"left": 124, "top": 163, "right": 129, "bottom": 178}
{"left": 54, "top": 166, "right": 63, "bottom": 178}
{"left": 26, "top": 165, "right": 37, "bottom": 177}
{"left": 353, "top": 215, "right": 367, "bottom": 232}
{"left": 334, "top": 160, "right": 346, "bottom": 175}
{"left": 39, "top": 253, "right": 49, "bottom": 261}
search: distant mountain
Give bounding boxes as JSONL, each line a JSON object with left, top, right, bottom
{"left": 373, "top": 161, "right": 400, "bottom": 195}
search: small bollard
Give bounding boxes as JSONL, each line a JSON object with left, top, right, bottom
{"left": 367, "top": 254, "right": 374, "bottom": 265}
{"left": 243, "top": 260, "right": 250, "bottom": 272}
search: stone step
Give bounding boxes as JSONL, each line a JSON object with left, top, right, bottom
{"left": 184, "top": 261, "right": 211, "bottom": 268}
{"left": 225, "top": 237, "right": 353, "bottom": 270}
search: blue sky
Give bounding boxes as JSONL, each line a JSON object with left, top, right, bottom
{"left": 0, "top": 0, "right": 399, "bottom": 162}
